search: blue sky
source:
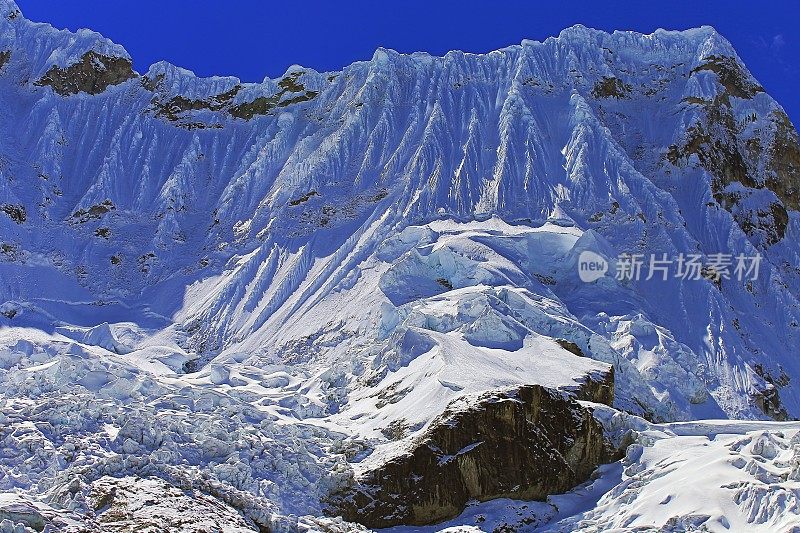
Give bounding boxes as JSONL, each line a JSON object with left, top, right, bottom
{"left": 16, "top": 0, "right": 800, "bottom": 125}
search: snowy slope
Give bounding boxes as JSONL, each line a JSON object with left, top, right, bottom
{"left": 558, "top": 417, "right": 800, "bottom": 532}
{"left": 1, "top": 1, "right": 797, "bottom": 421}
{"left": 1, "top": 0, "right": 800, "bottom": 530}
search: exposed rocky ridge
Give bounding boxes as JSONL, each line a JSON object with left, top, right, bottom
{"left": 591, "top": 76, "right": 632, "bottom": 99}
{"left": 34, "top": 50, "right": 136, "bottom": 96}
{"left": 691, "top": 54, "right": 765, "bottom": 99}
{"left": 666, "top": 55, "right": 799, "bottom": 248}
{"left": 328, "top": 370, "right": 616, "bottom": 528}
{"left": 229, "top": 72, "right": 319, "bottom": 120}
{"left": 144, "top": 70, "right": 320, "bottom": 128}
{"left": 768, "top": 110, "right": 800, "bottom": 210}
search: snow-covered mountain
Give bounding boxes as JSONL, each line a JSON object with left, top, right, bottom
{"left": 1, "top": 0, "right": 799, "bottom": 530}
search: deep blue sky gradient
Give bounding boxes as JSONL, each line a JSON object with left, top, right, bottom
{"left": 16, "top": 0, "right": 800, "bottom": 125}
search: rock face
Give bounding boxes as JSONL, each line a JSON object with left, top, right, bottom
{"left": 34, "top": 50, "right": 136, "bottom": 96}
{"left": 666, "top": 55, "right": 799, "bottom": 247}
{"left": 328, "top": 370, "right": 615, "bottom": 528}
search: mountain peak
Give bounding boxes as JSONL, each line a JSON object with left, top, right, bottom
{"left": 0, "top": 0, "right": 19, "bottom": 17}
{"left": 1, "top": 7, "right": 800, "bottom": 532}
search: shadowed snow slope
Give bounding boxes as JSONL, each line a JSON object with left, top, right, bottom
{"left": 1, "top": 0, "right": 800, "bottom": 530}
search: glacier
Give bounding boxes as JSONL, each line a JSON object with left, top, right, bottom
{"left": 1, "top": 0, "right": 800, "bottom": 530}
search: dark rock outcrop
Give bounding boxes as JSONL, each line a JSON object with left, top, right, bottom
{"left": 327, "top": 369, "right": 616, "bottom": 528}
{"left": 70, "top": 199, "right": 115, "bottom": 224}
{"left": 556, "top": 338, "right": 585, "bottom": 358}
{"left": 753, "top": 384, "right": 789, "bottom": 421}
{"left": 1, "top": 203, "right": 26, "bottom": 224}
{"left": 691, "top": 55, "right": 764, "bottom": 99}
{"left": 767, "top": 110, "right": 800, "bottom": 211}
{"left": 144, "top": 71, "right": 319, "bottom": 126}
{"left": 591, "top": 76, "right": 632, "bottom": 99}
{"left": 148, "top": 84, "right": 240, "bottom": 129}
{"left": 667, "top": 56, "right": 800, "bottom": 248}
{"left": 230, "top": 71, "right": 318, "bottom": 120}
{"left": 34, "top": 50, "right": 136, "bottom": 96}
{"left": 752, "top": 363, "right": 791, "bottom": 421}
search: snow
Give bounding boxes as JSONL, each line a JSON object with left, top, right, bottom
{"left": 0, "top": 326, "right": 351, "bottom": 530}
{"left": 335, "top": 326, "right": 608, "bottom": 473}
{"left": 545, "top": 417, "right": 800, "bottom": 532}
{"left": 0, "top": 2, "right": 799, "bottom": 530}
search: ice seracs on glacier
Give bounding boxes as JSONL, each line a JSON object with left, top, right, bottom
{"left": 1, "top": 0, "right": 800, "bottom": 530}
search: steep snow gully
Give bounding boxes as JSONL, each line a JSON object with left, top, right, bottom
{"left": 1, "top": 0, "right": 800, "bottom": 531}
